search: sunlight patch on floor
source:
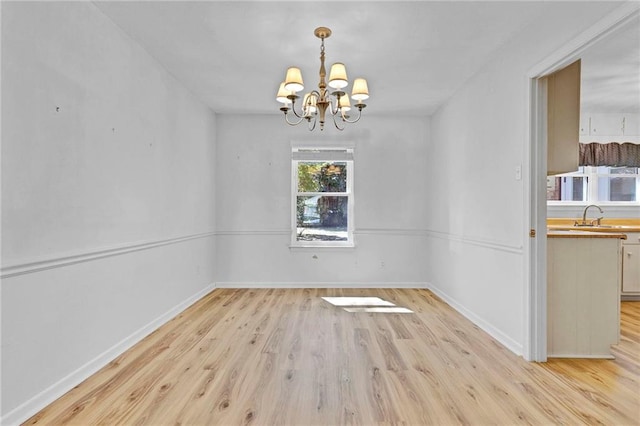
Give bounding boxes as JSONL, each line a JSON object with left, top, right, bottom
{"left": 343, "top": 307, "right": 414, "bottom": 313}
{"left": 321, "top": 297, "right": 395, "bottom": 306}
{"left": 321, "top": 296, "right": 413, "bottom": 313}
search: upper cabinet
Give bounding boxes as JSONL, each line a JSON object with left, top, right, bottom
{"left": 580, "top": 113, "right": 640, "bottom": 142}
{"left": 546, "top": 60, "right": 581, "bottom": 176}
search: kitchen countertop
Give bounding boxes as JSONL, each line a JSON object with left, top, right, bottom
{"left": 547, "top": 230, "right": 627, "bottom": 239}
{"left": 547, "top": 218, "right": 640, "bottom": 233}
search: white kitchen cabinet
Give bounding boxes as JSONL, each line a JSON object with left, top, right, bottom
{"left": 623, "top": 115, "right": 640, "bottom": 137}
{"left": 579, "top": 113, "right": 640, "bottom": 142}
{"left": 590, "top": 114, "right": 625, "bottom": 137}
{"left": 622, "top": 232, "right": 640, "bottom": 298}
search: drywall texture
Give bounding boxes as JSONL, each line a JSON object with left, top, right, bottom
{"left": 427, "top": 2, "right": 624, "bottom": 353}
{"left": 215, "top": 114, "right": 430, "bottom": 285}
{"left": 1, "top": 2, "right": 216, "bottom": 421}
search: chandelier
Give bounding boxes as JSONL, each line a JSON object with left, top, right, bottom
{"left": 276, "top": 27, "right": 370, "bottom": 131}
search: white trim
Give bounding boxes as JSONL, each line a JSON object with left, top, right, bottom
{"left": 290, "top": 140, "right": 356, "bottom": 151}
{"left": 526, "top": 75, "right": 549, "bottom": 362}
{"left": 423, "top": 230, "right": 523, "bottom": 255}
{"left": 289, "top": 241, "right": 355, "bottom": 249}
{"left": 1, "top": 232, "right": 216, "bottom": 279}
{"left": 355, "top": 228, "right": 430, "bottom": 236}
{"left": 215, "top": 229, "right": 290, "bottom": 236}
{"left": 215, "top": 282, "right": 428, "bottom": 289}
{"left": 525, "top": 3, "right": 640, "bottom": 362}
{"left": 547, "top": 354, "right": 615, "bottom": 360}
{"left": 215, "top": 228, "right": 523, "bottom": 254}
{"left": 0, "top": 283, "right": 216, "bottom": 426}
{"left": 621, "top": 295, "right": 640, "bottom": 301}
{"left": 217, "top": 228, "right": 429, "bottom": 237}
{"left": 527, "top": 2, "right": 640, "bottom": 78}
{"left": 428, "top": 284, "right": 524, "bottom": 357}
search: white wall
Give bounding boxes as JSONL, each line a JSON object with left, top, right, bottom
{"left": 548, "top": 205, "right": 640, "bottom": 218}
{"left": 1, "top": 2, "right": 217, "bottom": 423}
{"left": 426, "top": 1, "right": 625, "bottom": 355}
{"left": 215, "top": 114, "right": 430, "bottom": 286}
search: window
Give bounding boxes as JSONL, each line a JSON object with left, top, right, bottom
{"left": 291, "top": 147, "right": 354, "bottom": 247}
{"left": 547, "top": 166, "right": 639, "bottom": 203}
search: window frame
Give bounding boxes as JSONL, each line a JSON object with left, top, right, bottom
{"left": 290, "top": 146, "right": 355, "bottom": 248}
{"left": 547, "top": 165, "right": 640, "bottom": 206}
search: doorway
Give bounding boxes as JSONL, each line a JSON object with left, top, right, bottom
{"left": 526, "top": 5, "right": 640, "bottom": 362}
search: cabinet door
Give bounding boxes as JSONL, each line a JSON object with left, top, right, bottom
{"left": 623, "top": 114, "right": 640, "bottom": 137}
{"left": 579, "top": 115, "right": 590, "bottom": 136}
{"left": 622, "top": 244, "right": 640, "bottom": 293}
{"left": 590, "top": 114, "right": 624, "bottom": 137}
{"left": 546, "top": 60, "right": 580, "bottom": 175}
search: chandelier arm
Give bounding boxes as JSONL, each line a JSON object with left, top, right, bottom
{"left": 284, "top": 111, "right": 306, "bottom": 126}
{"left": 339, "top": 106, "right": 364, "bottom": 124}
{"left": 331, "top": 112, "right": 345, "bottom": 131}
{"left": 308, "top": 116, "right": 317, "bottom": 131}
{"left": 287, "top": 97, "right": 305, "bottom": 119}
{"left": 327, "top": 95, "right": 339, "bottom": 117}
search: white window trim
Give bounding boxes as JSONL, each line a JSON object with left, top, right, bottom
{"left": 290, "top": 145, "right": 355, "bottom": 248}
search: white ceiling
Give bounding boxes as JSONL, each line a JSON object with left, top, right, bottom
{"left": 580, "top": 14, "right": 640, "bottom": 113}
{"left": 94, "top": 1, "right": 638, "bottom": 116}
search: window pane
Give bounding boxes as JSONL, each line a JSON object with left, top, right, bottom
{"left": 609, "top": 167, "right": 637, "bottom": 201}
{"left": 297, "top": 162, "right": 347, "bottom": 193}
{"left": 296, "top": 195, "right": 348, "bottom": 242}
{"left": 571, "top": 177, "right": 587, "bottom": 201}
{"left": 546, "top": 177, "right": 561, "bottom": 200}
{"left": 609, "top": 177, "right": 636, "bottom": 201}
{"left": 598, "top": 167, "right": 638, "bottom": 202}
{"left": 546, "top": 176, "right": 587, "bottom": 201}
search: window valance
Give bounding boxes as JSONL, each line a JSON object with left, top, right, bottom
{"left": 579, "top": 142, "right": 640, "bottom": 167}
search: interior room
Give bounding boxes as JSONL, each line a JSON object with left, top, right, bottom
{"left": 1, "top": 1, "right": 639, "bottom": 424}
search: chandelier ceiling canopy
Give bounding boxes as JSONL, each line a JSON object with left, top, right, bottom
{"left": 276, "top": 27, "right": 369, "bottom": 131}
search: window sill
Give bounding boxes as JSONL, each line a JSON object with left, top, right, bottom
{"left": 548, "top": 201, "right": 640, "bottom": 207}
{"left": 289, "top": 243, "right": 356, "bottom": 250}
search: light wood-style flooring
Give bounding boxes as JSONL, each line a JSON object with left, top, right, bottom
{"left": 24, "top": 289, "right": 639, "bottom": 425}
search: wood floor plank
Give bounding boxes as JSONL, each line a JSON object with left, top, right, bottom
{"left": 23, "top": 289, "right": 640, "bottom": 425}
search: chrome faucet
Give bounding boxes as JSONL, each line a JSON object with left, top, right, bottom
{"left": 575, "top": 204, "right": 603, "bottom": 226}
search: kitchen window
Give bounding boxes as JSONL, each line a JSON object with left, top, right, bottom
{"left": 547, "top": 166, "right": 640, "bottom": 203}
{"left": 291, "top": 147, "right": 354, "bottom": 247}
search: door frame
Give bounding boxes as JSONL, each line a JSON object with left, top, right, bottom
{"left": 524, "top": 3, "right": 640, "bottom": 362}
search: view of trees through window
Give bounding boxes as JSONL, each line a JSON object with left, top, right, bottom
{"left": 296, "top": 162, "right": 349, "bottom": 242}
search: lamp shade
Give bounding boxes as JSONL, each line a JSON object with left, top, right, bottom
{"left": 338, "top": 94, "right": 351, "bottom": 112}
{"left": 276, "top": 82, "right": 292, "bottom": 104}
{"left": 329, "top": 63, "right": 348, "bottom": 89}
{"left": 351, "top": 78, "right": 369, "bottom": 101}
{"left": 284, "top": 67, "right": 304, "bottom": 92}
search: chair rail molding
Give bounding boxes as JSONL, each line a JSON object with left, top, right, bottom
{"left": 1, "top": 231, "right": 216, "bottom": 279}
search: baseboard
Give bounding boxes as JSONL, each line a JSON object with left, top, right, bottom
{"left": 1, "top": 283, "right": 216, "bottom": 426}
{"left": 548, "top": 353, "right": 615, "bottom": 359}
{"left": 427, "top": 284, "right": 524, "bottom": 357}
{"left": 215, "top": 282, "right": 429, "bottom": 289}
{"left": 621, "top": 294, "right": 640, "bottom": 301}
